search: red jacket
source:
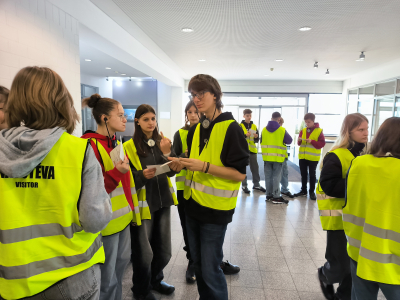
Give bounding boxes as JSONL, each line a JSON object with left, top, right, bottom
{"left": 81, "top": 131, "right": 134, "bottom": 210}
{"left": 297, "top": 122, "right": 326, "bottom": 150}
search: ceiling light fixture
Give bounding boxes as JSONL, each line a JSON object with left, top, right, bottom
{"left": 181, "top": 27, "right": 194, "bottom": 33}
{"left": 105, "top": 67, "right": 111, "bottom": 69}
{"left": 121, "top": 73, "right": 126, "bottom": 75}
{"left": 84, "top": 59, "right": 91, "bottom": 61}
{"left": 299, "top": 26, "right": 312, "bottom": 31}
{"left": 116, "top": 81, "right": 122, "bottom": 87}
{"left": 263, "top": 74, "right": 269, "bottom": 76}
{"left": 275, "top": 59, "right": 283, "bottom": 62}
{"left": 325, "top": 69, "right": 330, "bottom": 75}
{"left": 199, "top": 59, "right": 206, "bottom": 62}
{"left": 314, "top": 62, "right": 318, "bottom": 68}
{"left": 114, "top": 71, "right": 119, "bottom": 74}
{"left": 356, "top": 51, "right": 365, "bottom": 61}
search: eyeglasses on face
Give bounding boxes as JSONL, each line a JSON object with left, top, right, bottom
{"left": 188, "top": 90, "right": 209, "bottom": 101}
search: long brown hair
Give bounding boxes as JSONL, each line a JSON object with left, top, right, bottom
{"left": 0, "top": 86, "right": 9, "bottom": 104}
{"left": 368, "top": 117, "right": 400, "bottom": 159}
{"left": 182, "top": 100, "right": 198, "bottom": 130}
{"left": 188, "top": 74, "right": 224, "bottom": 110}
{"left": 6, "top": 66, "right": 79, "bottom": 134}
{"left": 133, "top": 104, "right": 161, "bottom": 157}
{"left": 82, "top": 94, "right": 120, "bottom": 125}
{"left": 331, "top": 113, "right": 369, "bottom": 152}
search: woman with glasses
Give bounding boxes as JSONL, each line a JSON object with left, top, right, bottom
{"left": 170, "top": 74, "right": 249, "bottom": 300}
{"left": 81, "top": 94, "right": 140, "bottom": 300}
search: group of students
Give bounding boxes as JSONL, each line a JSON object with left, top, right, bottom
{"left": 0, "top": 66, "right": 399, "bottom": 300}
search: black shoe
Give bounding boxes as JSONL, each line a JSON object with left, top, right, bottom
{"left": 293, "top": 191, "right": 307, "bottom": 197}
{"left": 318, "top": 267, "right": 335, "bottom": 300}
{"left": 186, "top": 261, "right": 196, "bottom": 283}
{"left": 266, "top": 195, "right": 273, "bottom": 202}
{"left": 309, "top": 192, "right": 316, "bottom": 200}
{"left": 133, "top": 292, "right": 157, "bottom": 300}
{"left": 152, "top": 281, "right": 175, "bottom": 295}
{"left": 281, "top": 191, "right": 295, "bottom": 198}
{"left": 253, "top": 186, "right": 266, "bottom": 192}
{"left": 242, "top": 187, "right": 250, "bottom": 194}
{"left": 272, "top": 197, "right": 289, "bottom": 204}
{"left": 220, "top": 260, "right": 240, "bottom": 275}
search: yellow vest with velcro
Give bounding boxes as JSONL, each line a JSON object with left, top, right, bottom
{"left": 260, "top": 126, "right": 286, "bottom": 163}
{"left": 176, "top": 129, "right": 188, "bottom": 191}
{"left": 240, "top": 123, "right": 258, "bottom": 153}
{"left": 184, "top": 121, "right": 241, "bottom": 210}
{"left": 343, "top": 155, "right": 400, "bottom": 284}
{"left": 124, "top": 139, "right": 178, "bottom": 220}
{"left": 90, "top": 139, "right": 140, "bottom": 234}
{"left": 299, "top": 127, "right": 322, "bottom": 161}
{"left": 0, "top": 133, "right": 105, "bottom": 300}
{"left": 316, "top": 148, "right": 354, "bottom": 231}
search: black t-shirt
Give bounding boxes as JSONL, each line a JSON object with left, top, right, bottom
{"left": 185, "top": 112, "right": 249, "bottom": 224}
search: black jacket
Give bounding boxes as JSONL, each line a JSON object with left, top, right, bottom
{"left": 319, "top": 142, "right": 365, "bottom": 198}
{"left": 185, "top": 112, "right": 249, "bottom": 224}
{"left": 129, "top": 139, "right": 177, "bottom": 214}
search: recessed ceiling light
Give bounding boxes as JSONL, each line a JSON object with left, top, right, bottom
{"left": 275, "top": 59, "right": 283, "bottom": 62}
{"left": 84, "top": 59, "right": 91, "bottom": 61}
{"left": 263, "top": 75, "right": 269, "bottom": 76}
{"left": 121, "top": 73, "right": 126, "bottom": 75}
{"left": 199, "top": 59, "right": 206, "bottom": 62}
{"left": 114, "top": 71, "right": 119, "bottom": 73}
{"left": 181, "top": 27, "right": 194, "bottom": 33}
{"left": 299, "top": 26, "right": 312, "bottom": 31}
{"left": 105, "top": 67, "right": 111, "bottom": 69}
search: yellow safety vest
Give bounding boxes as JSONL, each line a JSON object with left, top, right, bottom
{"left": 343, "top": 155, "right": 400, "bottom": 284}
{"left": 89, "top": 139, "right": 141, "bottom": 233}
{"left": 124, "top": 139, "right": 178, "bottom": 220}
{"left": 184, "top": 121, "right": 241, "bottom": 210}
{"left": 240, "top": 123, "right": 258, "bottom": 154}
{"left": 260, "top": 126, "right": 286, "bottom": 163}
{"left": 316, "top": 148, "right": 354, "bottom": 231}
{"left": 299, "top": 127, "right": 323, "bottom": 161}
{"left": 176, "top": 128, "right": 188, "bottom": 191}
{"left": 282, "top": 126, "right": 288, "bottom": 159}
{"left": 0, "top": 133, "right": 105, "bottom": 300}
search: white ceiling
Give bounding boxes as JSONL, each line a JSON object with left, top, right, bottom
{"left": 79, "top": 41, "right": 149, "bottom": 78}
{"left": 90, "top": 0, "right": 400, "bottom": 81}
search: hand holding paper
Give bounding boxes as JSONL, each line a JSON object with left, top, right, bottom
{"left": 146, "top": 161, "right": 173, "bottom": 176}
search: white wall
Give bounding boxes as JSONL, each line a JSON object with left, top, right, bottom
{"left": 157, "top": 81, "right": 172, "bottom": 139}
{"left": 80, "top": 73, "right": 112, "bottom": 98}
{"left": 0, "top": 0, "right": 82, "bottom": 135}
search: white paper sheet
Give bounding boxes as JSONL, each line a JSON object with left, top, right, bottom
{"left": 147, "top": 161, "right": 172, "bottom": 176}
{"left": 110, "top": 137, "right": 125, "bottom": 167}
{"left": 249, "top": 129, "right": 257, "bottom": 137}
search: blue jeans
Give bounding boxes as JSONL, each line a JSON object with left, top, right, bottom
{"left": 186, "top": 214, "right": 228, "bottom": 300}
{"left": 350, "top": 258, "right": 400, "bottom": 300}
{"left": 280, "top": 158, "right": 290, "bottom": 193}
{"left": 264, "top": 161, "right": 283, "bottom": 198}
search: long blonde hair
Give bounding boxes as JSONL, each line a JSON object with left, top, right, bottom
{"left": 331, "top": 113, "right": 369, "bottom": 152}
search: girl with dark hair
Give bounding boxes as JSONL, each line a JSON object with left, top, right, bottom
{"left": 316, "top": 113, "right": 369, "bottom": 300}
{"left": 123, "top": 104, "right": 183, "bottom": 300}
{"left": 81, "top": 94, "right": 140, "bottom": 300}
{"left": 344, "top": 117, "right": 400, "bottom": 300}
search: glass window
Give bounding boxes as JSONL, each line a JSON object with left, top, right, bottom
{"left": 223, "top": 97, "right": 306, "bottom": 106}
{"left": 372, "top": 98, "right": 394, "bottom": 135}
{"left": 309, "top": 94, "right": 344, "bottom": 114}
{"left": 359, "top": 86, "right": 374, "bottom": 99}
{"left": 375, "top": 81, "right": 396, "bottom": 97}
{"left": 348, "top": 89, "right": 358, "bottom": 114}
{"left": 315, "top": 114, "right": 345, "bottom": 136}
{"left": 397, "top": 79, "right": 400, "bottom": 94}
{"left": 223, "top": 105, "right": 239, "bottom": 122}
{"left": 395, "top": 97, "right": 400, "bottom": 117}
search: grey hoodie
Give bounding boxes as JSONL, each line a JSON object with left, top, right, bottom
{"left": 0, "top": 127, "right": 112, "bottom": 234}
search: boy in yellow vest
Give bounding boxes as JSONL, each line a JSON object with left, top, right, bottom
{"left": 294, "top": 113, "right": 325, "bottom": 200}
{"left": 239, "top": 109, "right": 266, "bottom": 194}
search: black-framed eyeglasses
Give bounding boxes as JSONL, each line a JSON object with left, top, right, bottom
{"left": 188, "top": 90, "right": 208, "bottom": 101}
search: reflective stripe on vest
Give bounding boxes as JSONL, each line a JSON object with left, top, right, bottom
{"left": 343, "top": 155, "right": 400, "bottom": 284}
{"left": 184, "top": 121, "right": 241, "bottom": 211}
{"left": 0, "top": 133, "right": 105, "bottom": 299}
{"left": 260, "top": 126, "right": 286, "bottom": 162}
{"left": 91, "top": 139, "right": 136, "bottom": 234}
{"left": 316, "top": 148, "right": 354, "bottom": 231}
{"left": 240, "top": 123, "right": 258, "bottom": 153}
{"left": 124, "top": 139, "right": 178, "bottom": 221}
{"left": 176, "top": 129, "right": 188, "bottom": 190}
{"left": 299, "top": 127, "right": 322, "bottom": 161}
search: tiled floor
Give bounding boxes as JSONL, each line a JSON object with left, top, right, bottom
{"left": 122, "top": 181, "right": 386, "bottom": 300}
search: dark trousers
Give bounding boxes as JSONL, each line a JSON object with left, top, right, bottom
{"left": 186, "top": 214, "right": 228, "bottom": 300}
{"left": 130, "top": 207, "right": 172, "bottom": 296}
{"left": 320, "top": 230, "right": 352, "bottom": 300}
{"left": 299, "top": 159, "right": 319, "bottom": 193}
{"left": 350, "top": 258, "right": 400, "bottom": 300}
{"left": 177, "top": 190, "right": 192, "bottom": 262}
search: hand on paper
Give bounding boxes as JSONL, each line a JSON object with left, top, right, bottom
{"left": 143, "top": 168, "right": 156, "bottom": 179}
{"left": 172, "top": 157, "right": 205, "bottom": 172}
{"left": 169, "top": 160, "right": 184, "bottom": 172}
{"left": 254, "top": 133, "right": 258, "bottom": 138}
{"left": 116, "top": 155, "right": 130, "bottom": 174}
{"left": 246, "top": 132, "right": 251, "bottom": 137}
{"left": 306, "top": 138, "right": 312, "bottom": 143}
